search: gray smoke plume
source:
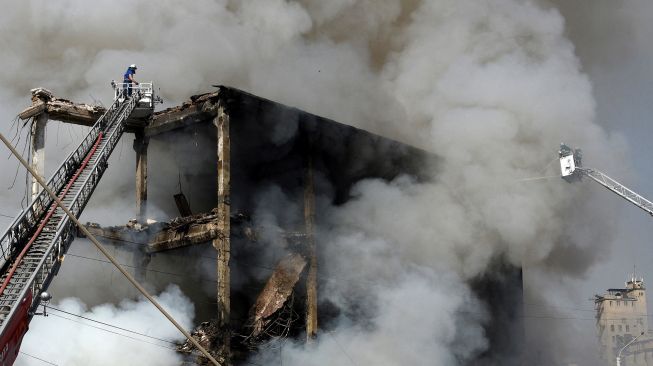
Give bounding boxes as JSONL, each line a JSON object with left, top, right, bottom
{"left": 0, "top": 0, "right": 637, "bottom": 365}
{"left": 16, "top": 285, "right": 194, "bottom": 366}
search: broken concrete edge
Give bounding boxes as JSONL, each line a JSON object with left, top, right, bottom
{"left": 77, "top": 212, "right": 261, "bottom": 252}
{"left": 145, "top": 91, "right": 221, "bottom": 137}
{"left": 147, "top": 223, "right": 224, "bottom": 253}
{"left": 18, "top": 102, "right": 46, "bottom": 120}
{"left": 16, "top": 86, "right": 434, "bottom": 163}
{"left": 30, "top": 87, "right": 54, "bottom": 104}
{"left": 18, "top": 87, "right": 106, "bottom": 125}
{"left": 247, "top": 253, "right": 307, "bottom": 336}
{"left": 85, "top": 223, "right": 290, "bottom": 254}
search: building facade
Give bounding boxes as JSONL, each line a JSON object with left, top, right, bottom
{"left": 596, "top": 276, "right": 653, "bottom": 365}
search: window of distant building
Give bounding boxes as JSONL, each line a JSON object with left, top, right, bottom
{"left": 627, "top": 325, "right": 630, "bottom": 332}
{"left": 619, "top": 325, "right": 623, "bottom": 331}
{"left": 617, "top": 301, "right": 621, "bottom": 306}
{"left": 611, "top": 301, "right": 613, "bottom": 306}
{"left": 611, "top": 325, "right": 615, "bottom": 332}
{"left": 632, "top": 302, "right": 634, "bottom": 307}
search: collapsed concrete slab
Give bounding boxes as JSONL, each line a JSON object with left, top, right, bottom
{"left": 19, "top": 88, "right": 105, "bottom": 126}
{"left": 247, "top": 253, "right": 306, "bottom": 339}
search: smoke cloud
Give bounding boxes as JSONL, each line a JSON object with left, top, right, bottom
{"left": 0, "top": 0, "right": 636, "bottom": 365}
{"left": 16, "top": 285, "right": 194, "bottom": 366}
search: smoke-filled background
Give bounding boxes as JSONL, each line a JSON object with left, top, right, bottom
{"left": 0, "top": 0, "right": 650, "bottom": 365}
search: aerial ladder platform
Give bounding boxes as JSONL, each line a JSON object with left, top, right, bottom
{"left": 0, "top": 83, "right": 157, "bottom": 365}
{"left": 559, "top": 143, "right": 653, "bottom": 216}
{"left": 559, "top": 144, "right": 653, "bottom": 366}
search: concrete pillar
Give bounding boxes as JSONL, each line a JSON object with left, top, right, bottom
{"left": 213, "top": 106, "right": 231, "bottom": 362}
{"left": 31, "top": 113, "right": 48, "bottom": 203}
{"left": 133, "top": 133, "right": 149, "bottom": 222}
{"left": 304, "top": 156, "right": 318, "bottom": 341}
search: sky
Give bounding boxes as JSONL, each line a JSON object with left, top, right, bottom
{"left": 524, "top": 1, "right": 653, "bottom": 363}
{"left": 0, "top": 1, "right": 652, "bottom": 365}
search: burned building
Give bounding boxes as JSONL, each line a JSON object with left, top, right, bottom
{"left": 17, "top": 86, "right": 523, "bottom": 365}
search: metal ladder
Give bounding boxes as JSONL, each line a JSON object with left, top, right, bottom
{"left": 0, "top": 91, "right": 142, "bottom": 336}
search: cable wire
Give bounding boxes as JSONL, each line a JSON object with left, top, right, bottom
{"left": 65, "top": 253, "right": 218, "bottom": 284}
{"left": 48, "top": 313, "right": 177, "bottom": 350}
{"left": 45, "top": 305, "right": 178, "bottom": 345}
{"left": 325, "top": 331, "right": 358, "bottom": 366}
{"left": 19, "top": 351, "right": 59, "bottom": 366}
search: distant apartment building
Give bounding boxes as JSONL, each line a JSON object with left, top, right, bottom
{"left": 596, "top": 276, "right": 653, "bottom": 365}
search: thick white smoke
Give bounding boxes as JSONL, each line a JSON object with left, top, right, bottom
{"left": 251, "top": 271, "right": 489, "bottom": 365}
{"left": 15, "top": 285, "right": 194, "bottom": 366}
{"left": 0, "top": 0, "right": 634, "bottom": 365}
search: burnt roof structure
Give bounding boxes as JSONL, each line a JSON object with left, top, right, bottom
{"left": 19, "top": 86, "right": 523, "bottom": 365}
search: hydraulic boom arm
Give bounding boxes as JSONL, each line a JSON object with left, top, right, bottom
{"left": 559, "top": 143, "right": 653, "bottom": 216}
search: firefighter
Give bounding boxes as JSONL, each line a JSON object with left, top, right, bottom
{"left": 123, "top": 64, "right": 139, "bottom": 97}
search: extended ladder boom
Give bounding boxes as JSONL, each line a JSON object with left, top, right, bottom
{"left": 559, "top": 143, "right": 653, "bottom": 216}
{"left": 0, "top": 84, "right": 155, "bottom": 365}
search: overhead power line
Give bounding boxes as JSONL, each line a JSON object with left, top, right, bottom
{"left": 65, "top": 253, "right": 218, "bottom": 284}
{"left": 47, "top": 313, "right": 177, "bottom": 350}
{"left": 45, "top": 305, "right": 178, "bottom": 346}
{"left": 19, "top": 351, "right": 59, "bottom": 366}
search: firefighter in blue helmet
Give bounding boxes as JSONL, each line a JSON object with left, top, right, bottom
{"left": 123, "top": 64, "right": 139, "bottom": 96}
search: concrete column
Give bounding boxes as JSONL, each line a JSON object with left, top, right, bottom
{"left": 213, "top": 106, "right": 231, "bottom": 362}
{"left": 133, "top": 132, "right": 149, "bottom": 222}
{"left": 304, "top": 156, "right": 318, "bottom": 341}
{"left": 31, "top": 113, "right": 48, "bottom": 203}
